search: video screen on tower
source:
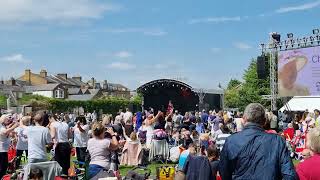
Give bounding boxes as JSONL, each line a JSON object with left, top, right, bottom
{"left": 278, "top": 46, "right": 320, "bottom": 97}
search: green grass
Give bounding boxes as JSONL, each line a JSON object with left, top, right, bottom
{"left": 119, "top": 163, "right": 176, "bottom": 177}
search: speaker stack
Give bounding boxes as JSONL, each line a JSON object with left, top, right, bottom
{"left": 257, "top": 55, "right": 268, "bottom": 79}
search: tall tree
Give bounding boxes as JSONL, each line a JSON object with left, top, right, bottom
{"left": 224, "top": 79, "right": 242, "bottom": 108}
{"left": 238, "top": 59, "right": 270, "bottom": 111}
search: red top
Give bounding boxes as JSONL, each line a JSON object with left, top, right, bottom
{"left": 296, "top": 154, "right": 320, "bottom": 180}
{"left": 284, "top": 127, "right": 295, "bottom": 140}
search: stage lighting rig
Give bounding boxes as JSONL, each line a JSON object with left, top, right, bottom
{"left": 287, "top": 33, "right": 293, "bottom": 39}
{"left": 313, "top": 29, "right": 319, "bottom": 35}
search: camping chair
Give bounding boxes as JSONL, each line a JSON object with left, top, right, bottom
{"left": 148, "top": 139, "right": 169, "bottom": 164}
{"left": 23, "top": 161, "right": 62, "bottom": 180}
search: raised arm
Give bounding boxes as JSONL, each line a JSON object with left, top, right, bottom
{"left": 107, "top": 127, "right": 119, "bottom": 151}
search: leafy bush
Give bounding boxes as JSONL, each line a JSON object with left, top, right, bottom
{"left": 19, "top": 94, "right": 142, "bottom": 115}
{"left": 0, "top": 94, "right": 7, "bottom": 108}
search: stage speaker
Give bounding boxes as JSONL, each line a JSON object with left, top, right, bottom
{"left": 257, "top": 55, "right": 268, "bottom": 79}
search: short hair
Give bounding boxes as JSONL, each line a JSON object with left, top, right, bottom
{"left": 21, "top": 116, "right": 31, "bottom": 126}
{"left": 243, "top": 103, "right": 266, "bottom": 125}
{"left": 207, "top": 145, "right": 219, "bottom": 158}
{"left": 29, "top": 168, "right": 43, "bottom": 179}
{"left": 34, "top": 111, "right": 44, "bottom": 124}
{"left": 92, "top": 122, "right": 105, "bottom": 137}
{"left": 306, "top": 127, "right": 320, "bottom": 154}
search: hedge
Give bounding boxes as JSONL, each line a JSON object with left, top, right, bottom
{"left": 48, "top": 98, "right": 141, "bottom": 115}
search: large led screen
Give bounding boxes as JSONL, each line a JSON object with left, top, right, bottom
{"left": 278, "top": 46, "right": 320, "bottom": 97}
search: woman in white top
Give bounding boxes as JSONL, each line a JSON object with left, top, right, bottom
{"left": 87, "top": 122, "right": 118, "bottom": 179}
{"left": 0, "top": 115, "right": 19, "bottom": 179}
{"left": 143, "top": 111, "right": 162, "bottom": 147}
{"left": 73, "top": 116, "right": 89, "bottom": 165}
{"left": 49, "top": 114, "right": 71, "bottom": 175}
{"left": 14, "top": 116, "right": 30, "bottom": 168}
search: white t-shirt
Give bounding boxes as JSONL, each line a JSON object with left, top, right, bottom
{"left": 15, "top": 127, "right": 28, "bottom": 150}
{"left": 87, "top": 138, "right": 111, "bottom": 168}
{"left": 73, "top": 125, "right": 89, "bottom": 147}
{"left": 0, "top": 124, "right": 10, "bottom": 152}
{"left": 52, "top": 121, "right": 69, "bottom": 143}
{"left": 26, "top": 126, "right": 51, "bottom": 160}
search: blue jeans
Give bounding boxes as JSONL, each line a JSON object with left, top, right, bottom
{"left": 89, "top": 164, "right": 104, "bottom": 179}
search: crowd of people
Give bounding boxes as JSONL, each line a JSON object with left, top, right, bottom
{"left": 0, "top": 103, "right": 319, "bottom": 179}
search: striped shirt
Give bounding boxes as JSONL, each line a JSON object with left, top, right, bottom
{"left": 216, "top": 133, "right": 231, "bottom": 151}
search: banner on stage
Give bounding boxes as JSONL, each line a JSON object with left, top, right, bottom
{"left": 278, "top": 46, "right": 320, "bottom": 97}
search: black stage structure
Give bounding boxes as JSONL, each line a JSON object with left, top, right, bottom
{"left": 137, "top": 79, "right": 223, "bottom": 113}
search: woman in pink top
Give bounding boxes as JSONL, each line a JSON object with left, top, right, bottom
{"left": 296, "top": 127, "right": 320, "bottom": 180}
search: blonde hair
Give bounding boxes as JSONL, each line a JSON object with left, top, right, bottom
{"left": 92, "top": 122, "right": 105, "bottom": 137}
{"left": 21, "top": 116, "right": 31, "bottom": 126}
{"left": 306, "top": 127, "right": 320, "bottom": 154}
{"left": 130, "top": 132, "right": 137, "bottom": 141}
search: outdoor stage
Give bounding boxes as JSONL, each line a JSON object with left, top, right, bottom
{"left": 137, "top": 79, "right": 223, "bottom": 113}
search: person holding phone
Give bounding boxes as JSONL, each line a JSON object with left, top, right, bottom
{"left": 0, "top": 115, "right": 19, "bottom": 179}
{"left": 87, "top": 122, "right": 119, "bottom": 179}
{"left": 73, "top": 116, "right": 89, "bottom": 165}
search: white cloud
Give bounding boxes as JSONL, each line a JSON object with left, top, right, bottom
{"left": 233, "top": 42, "right": 252, "bottom": 50}
{"left": 276, "top": 1, "right": 320, "bottom": 13}
{"left": 114, "top": 51, "right": 133, "bottom": 58}
{"left": 0, "top": 0, "right": 120, "bottom": 24}
{"left": 105, "top": 27, "right": 167, "bottom": 36}
{"left": 0, "top": 54, "right": 31, "bottom": 63}
{"left": 211, "top": 48, "right": 221, "bottom": 53}
{"left": 188, "top": 16, "right": 241, "bottom": 24}
{"left": 107, "top": 62, "right": 135, "bottom": 70}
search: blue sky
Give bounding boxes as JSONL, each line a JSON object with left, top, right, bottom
{"left": 0, "top": 0, "right": 320, "bottom": 90}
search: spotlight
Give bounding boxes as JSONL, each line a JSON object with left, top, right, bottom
{"left": 287, "top": 33, "right": 293, "bottom": 39}
{"left": 271, "top": 32, "right": 281, "bottom": 42}
{"left": 313, "top": 29, "right": 319, "bottom": 35}
{"left": 310, "top": 36, "right": 315, "bottom": 44}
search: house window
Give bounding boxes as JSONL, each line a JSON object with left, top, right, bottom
{"left": 55, "top": 89, "right": 64, "bottom": 98}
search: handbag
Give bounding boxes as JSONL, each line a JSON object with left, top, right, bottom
{"left": 174, "top": 170, "right": 186, "bottom": 180}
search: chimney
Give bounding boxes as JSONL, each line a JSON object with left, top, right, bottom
{"left": 8, "top": 77, "right": 16, "bottom": 86}
{"left": 91, "top": 77, "right": 95, "bottom": 88}
{"left": 103, "top": 80, "right": 108, "bottom": 89}
{"left": 40, "top": 69, "right": 47, "bottom": 78}
{"left": 25, "top": 69, "right": 31, "bottom": 84}
{"left": 57, "top": 73, "right": 68, "bottom": 80}
{"left": 72, "top": 76, "right": 82, "bottom": 82}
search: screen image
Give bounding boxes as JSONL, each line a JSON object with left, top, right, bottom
{"left": 278, "top": 46, "right": 320, "bottom": 97}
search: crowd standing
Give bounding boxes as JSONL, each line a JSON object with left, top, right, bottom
{"left": 0, "top": 103, "right": 319, "bottom": 179}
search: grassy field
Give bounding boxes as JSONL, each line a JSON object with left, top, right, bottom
{"left": 119, "top": 163, "right": 176, "bottom": 178}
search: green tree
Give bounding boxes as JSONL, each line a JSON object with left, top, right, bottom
{"left": 224, "top": 79, "right": 242, "bottom": 108}
{"left": 0, "top": 94, "right": 7, "bottom": 108}
{"left": 227, "top": 79, "right": 241, "bottom": 89}
{"left": 238, "top": 59, "right": 270, "bottom": 111}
